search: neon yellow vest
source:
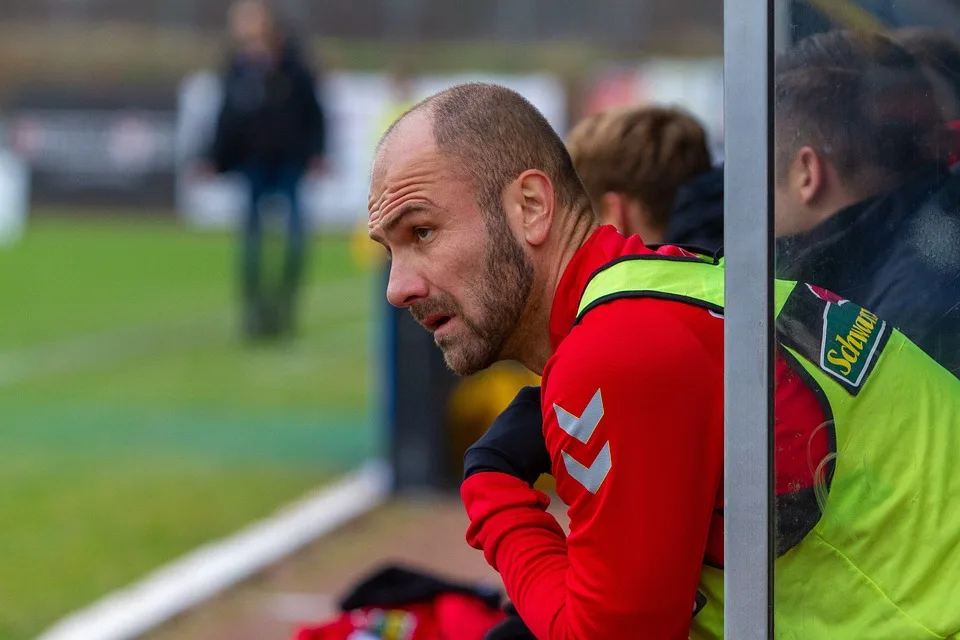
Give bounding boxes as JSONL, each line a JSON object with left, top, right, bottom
{"left": 576, "top": 253, "right": 960, "bottom": 640}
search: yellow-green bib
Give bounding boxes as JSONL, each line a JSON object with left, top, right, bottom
{"left": 577, "top": 253, "right": 960, "bottom": 640}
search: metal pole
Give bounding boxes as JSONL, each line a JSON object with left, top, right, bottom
{"left": 723, "top": 0, "right": 775, "bottom": 638}
{"left": 775, "top": 0, "right": 792, "bottom": 52}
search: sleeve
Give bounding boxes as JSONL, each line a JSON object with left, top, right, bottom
{"left": 462, "top": 301, "right": 725, "bottom": 639}
{"left": 773, "top": 349, "right": 831, "bottom": 497}
{"left": 772, "top": 348, "right": 832, "bottom": 554}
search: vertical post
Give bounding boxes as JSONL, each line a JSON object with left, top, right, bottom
{"left": 723, "top": 0, "right": 775, "bottom": 639}
{"left": 775, "top": 0, "right": 793, "bottom": 52}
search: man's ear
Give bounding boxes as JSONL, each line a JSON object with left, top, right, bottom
{"left": 795, "top": 146, "right": 825, "bottom": 205}
{"left": 511, "top": 170, "right": 555, "bottom": 247}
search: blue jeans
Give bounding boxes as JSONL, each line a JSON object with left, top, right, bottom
{"left": 240, "top": 161, "right": 307, "bottom": 334}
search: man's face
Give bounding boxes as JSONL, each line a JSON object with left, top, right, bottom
{"left": 369, "top": 115, "right": 533, "bottom": 376}
{"left": 773, "top": 147, "right": 825, "bottom": 238}
{"left": 773, "top": 176, "right": 807, "bottom": 238}
{"left": 230, "top": 1, "right": 272, "bottom": 56}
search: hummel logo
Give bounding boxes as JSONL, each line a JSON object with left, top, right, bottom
{"left": 561, "top": 443, "right": 611, "bottom": 494}
{"left": 553, "top": 389, "right": 603, "bottom": 443}
{"left": 554, "top": 390, "right": 611, "bottom": 494}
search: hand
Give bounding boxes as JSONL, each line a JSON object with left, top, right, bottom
{"left": 464, "top": 385, "right": 551, "bottom": 487}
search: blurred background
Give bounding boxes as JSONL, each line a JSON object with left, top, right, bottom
{"left": 1, "top": 1, "right": 959, "bottom": 639}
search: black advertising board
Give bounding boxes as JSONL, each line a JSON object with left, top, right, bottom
{"left": 4, "top": 84, "right": 179, "bottom": 210}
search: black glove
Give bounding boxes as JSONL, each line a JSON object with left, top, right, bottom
{"left": 485, "top": 603, "right": 537, "bottom": 639}
{"left": 463, "top": 385, "right": 551, "bottom": 487}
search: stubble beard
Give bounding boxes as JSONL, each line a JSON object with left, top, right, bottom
{"left": 435, "top": 214, "right": 534, "bottom": 376}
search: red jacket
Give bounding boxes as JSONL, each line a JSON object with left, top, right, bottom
{"left": 292, "top": 565, "right": 506, "bottom": 640}
{"left": 294, "top": 594, "right": 505, "bottom": 640}
{"left": 462, "top": 226, "right": 827, "bottom": 639}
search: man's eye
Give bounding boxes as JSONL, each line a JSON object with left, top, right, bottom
{"left": 414, "top": 227, "right": 434, "bottom": 242}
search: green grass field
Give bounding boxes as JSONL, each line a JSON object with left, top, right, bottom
{"left": 0, "top": 215, "right": 379, "bottom": 640}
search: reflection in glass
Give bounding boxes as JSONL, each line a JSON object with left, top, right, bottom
{"left": 769, "top": 4, "right": 960, "bottom": 638}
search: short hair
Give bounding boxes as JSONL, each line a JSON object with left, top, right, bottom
{"left": 380, "top": 83, "right": 592, "bottom": 220}
{"left": 775, "top": 30, "right": 945, "bottom": 195}
{"left": 566, "top": 105, "right": 712, "bottom": 227}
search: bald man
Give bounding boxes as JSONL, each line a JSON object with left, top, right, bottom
{"left": 367, "top": 83, "right": 728, "bottom": 638}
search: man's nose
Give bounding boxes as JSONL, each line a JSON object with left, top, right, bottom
{"left": 385, "top": 260, "right": 429, "bottom": 308}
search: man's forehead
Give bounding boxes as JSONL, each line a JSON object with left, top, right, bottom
{"left": 375, "top": 111, "right": 435, "bottom": 170}
{"left": 371, "top": 146, "right": 440, "bottom": 188}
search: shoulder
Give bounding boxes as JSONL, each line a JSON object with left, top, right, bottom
{"left": 544, "top": 296, "right": 722, "bottom": 402}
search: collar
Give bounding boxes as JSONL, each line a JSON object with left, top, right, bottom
{"left": 548, "top": 225, "right": 654, "bottom": 352}
{"left": 776, "top": 164, "right": 949, "bottom": 279}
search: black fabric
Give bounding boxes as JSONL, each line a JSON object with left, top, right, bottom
{"left": 208, "top": 38, "right": 326, "bottom": 173}
{"left": 463, "top": 385, "right": 550, "bottom": 487}
{"left": 776, "top": 165, "right": 960, "bottom": 378}
{"left": 664, "top": 165, "right": 724, "bottom": 254}
{"left": 338, "top": 564, "right": 502, "bottom": 612}
{"left": 483, "top": 603, "right": 537, "bottom": 640}
{"left": 775, "top": 487, "right": 827, "bottom": 557}
{"left": 693, "top": 591, "right": 708, "bottom": 617}
{"left": 576, "top": 290, "right": 725, "bottom": 328}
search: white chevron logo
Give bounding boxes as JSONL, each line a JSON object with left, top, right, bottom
{"left": 553, "top": 389, "right": 603, "bottom": 444}
{"left": 554, "top": 390, "right": 611, "bottom": 493}
{"left": 562, "top": 442, "right": 612, "bottom": 494}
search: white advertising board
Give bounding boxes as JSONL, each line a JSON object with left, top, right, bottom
{"left": 583, "top": 58, "right": 725, "bottom": 164}
{"left": 633, "top": 58, "right": 725, "bottom": 163}
{"left": 0, "top": 150, "right": 29, "bottom": 246}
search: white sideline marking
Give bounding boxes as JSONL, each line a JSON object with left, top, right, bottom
{"left": 36, "top": 460, "right": 393, "bottom": 640}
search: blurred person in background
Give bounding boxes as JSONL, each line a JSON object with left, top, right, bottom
{"left": 565, "top": 105, "right": 712, "bottom": 246}
{"left": 446, "top": 364, "right": 541, "bottom": 488}
{"left": 369, "top": 82, "right": 960, "bottom": 639}
{"left": 894, "top": 27, "right": 960, "bottom": 166}
{"left": 381, "top": 64, "right": 418, "bottom": 135}
{"left": 352, "top": 64, "right": 420, "bottom": 269}
{"left": 774, "top": 30, "right": 960, "bottom": 375}
{"left": 663, "top": 162, "right": 724, "bottom": 254}
{"left": 200, "top": 0, "right": 327, "bottom": 340}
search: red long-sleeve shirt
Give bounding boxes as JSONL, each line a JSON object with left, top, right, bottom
{"left": 462, "top": 225, "right": 827, "bottom": 639}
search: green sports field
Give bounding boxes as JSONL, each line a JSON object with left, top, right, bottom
{"left": 0, "top": 214, "right": 379, "bottom": 640}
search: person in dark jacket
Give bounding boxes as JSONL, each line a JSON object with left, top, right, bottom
{"left": 777, "top": 166, "right": 960, "bottom": 376}
{"left": 774, "top": 30, "right": 960, "bottom": 376}
{"left": 204, "top": 0, "right": 327, "bottom": 339}
{"left": 663, "top": 164, "right": 724, "bottom": 254}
